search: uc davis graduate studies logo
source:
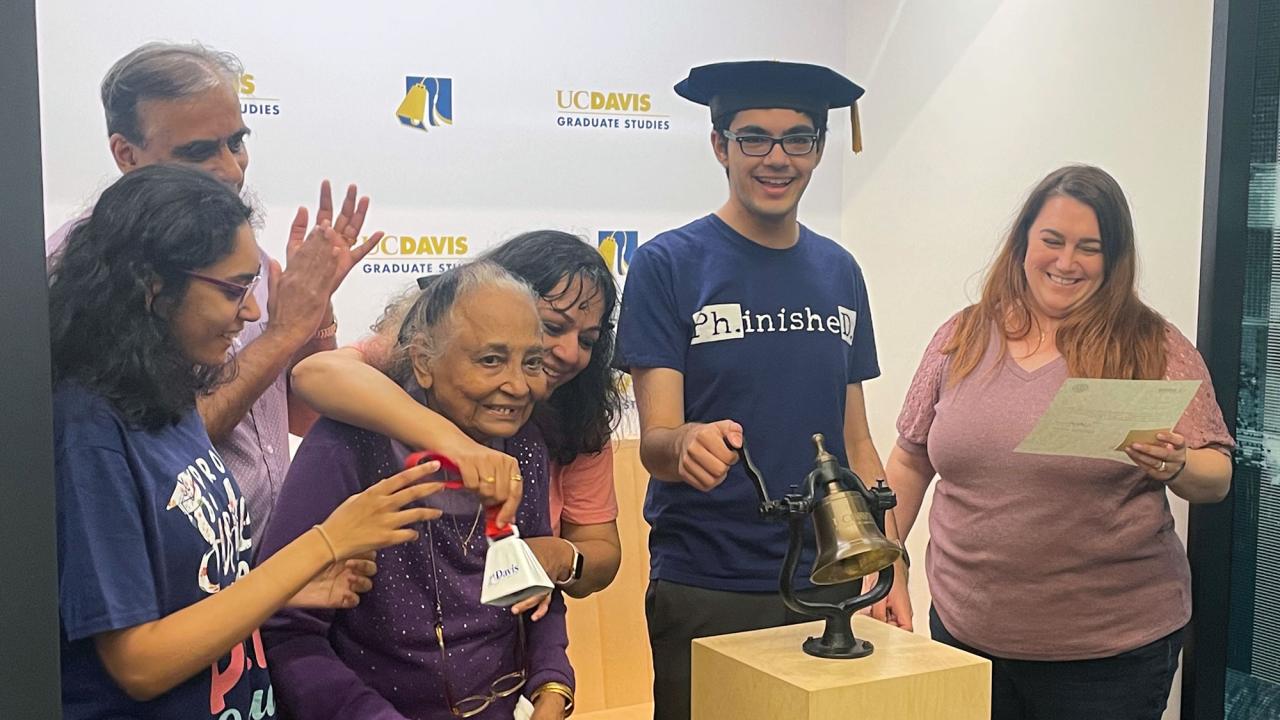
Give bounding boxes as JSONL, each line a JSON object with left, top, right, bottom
{"left": 238, "top": 73, "right": 281, "bottom": 116}
{"left": 556, "top": 89, "right": 670, "bottom": 131}
{"left": 597, "top": 231, "right": 637, "bottom": 276}
{"left": 397, "top": 76, "right": 453, "bottom": 130}
{"left": 361, "top": 232, "right": 470, "bottom": 275}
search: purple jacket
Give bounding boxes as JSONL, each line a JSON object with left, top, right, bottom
{"left": 258, "top": 418, "right": 572, "bottom": 720}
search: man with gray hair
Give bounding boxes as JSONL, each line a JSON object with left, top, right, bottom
{"left": 47, "top": 42, "right": 378, "bottom": 541}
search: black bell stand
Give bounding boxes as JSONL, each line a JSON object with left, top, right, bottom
{"left": 777, "top": 516, "right": 895, "bottom": 659}
{"left": 740, "top": 434, "right": 898, "bottom": 658}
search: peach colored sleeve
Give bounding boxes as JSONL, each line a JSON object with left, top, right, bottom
{"left": 348, "top": 334, "right": 396, "bottom": 371}
{"left": 556, "top": 448, "right": 619, "bottom": 527}
{"left": 895, "top": 314, "right": 961, "bottom": 456}
{"left": 1163, "top": 323, "right": 1235, "bottom": 455}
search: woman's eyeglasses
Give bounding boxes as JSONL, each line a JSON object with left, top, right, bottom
{"left": 182, "top": 270, "right": 260, "bottom": 313}
{"left": 435, "top": 614, "right": 527, "bottom": 717}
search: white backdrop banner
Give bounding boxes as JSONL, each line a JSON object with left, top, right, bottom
{"left": 36, "top": 0, "right": 851, "bottom": 439}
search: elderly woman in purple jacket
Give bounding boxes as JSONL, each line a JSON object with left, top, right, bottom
{"left": 259, "top": 261, "right": 573, "bottom": 720}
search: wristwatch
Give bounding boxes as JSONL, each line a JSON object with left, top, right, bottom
{"left": 559, "top": 539, "right": 584, "bottom": 586}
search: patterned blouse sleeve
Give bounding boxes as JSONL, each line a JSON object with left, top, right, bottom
{"left": 1164, "top": 323, "right": 1235, "bottom": 456}
{"left": 895, "top": 313, "right": 961, "bottom": 456}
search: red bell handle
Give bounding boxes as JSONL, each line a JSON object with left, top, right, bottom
{"left": 404, "top": 451, "right": 512, "bottom": 540}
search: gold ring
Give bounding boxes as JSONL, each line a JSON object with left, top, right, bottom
{"left": 482, "top": 476, "right": 496, "bottom": 484}
{"left": 511, "top": 474, "right": 523, "bottom": 483}
{"left": 1158, "top": 460, "right": 1167, "bottom": 472}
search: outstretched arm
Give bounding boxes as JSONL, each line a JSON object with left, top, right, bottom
{"left": 93, "top": 461, "right": 441, "bottom": 702}
{"left": 633, "top": 367, "right": 742, "bottom": 490}
{"left": 291, "top": 345, "right": 525, "bottom": 526}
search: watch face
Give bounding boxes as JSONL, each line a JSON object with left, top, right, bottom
{"left": 571, "top": 547, "right": 585, "bottom": 580}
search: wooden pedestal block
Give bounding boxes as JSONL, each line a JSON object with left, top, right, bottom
{"left": 692, "top": 616, "right": 990, "bottom": 720}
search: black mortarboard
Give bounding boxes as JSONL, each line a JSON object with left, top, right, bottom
{"left": 674, "top": 60, "right": 866, "bottom": 152}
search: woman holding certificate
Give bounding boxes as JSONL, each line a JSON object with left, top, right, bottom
{"left": 873, "top": 165, "right": 1233, "bottom": 720}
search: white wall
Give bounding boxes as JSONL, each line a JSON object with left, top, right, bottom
{"left": 843, "top": 2, "right": 1215, "bottom": 717}
{"left": 36, "top": 0, "right": 850, "bottom": 344}
{"left": 38, "top": 0, "right": 858, "bottom": 440}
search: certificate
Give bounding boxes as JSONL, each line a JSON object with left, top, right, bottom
{"left": 1013, "top": 379, "right": 1201, "bottom": 465}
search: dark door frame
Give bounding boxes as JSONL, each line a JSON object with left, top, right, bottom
{"left": 0, "top": 0, "right": 62, "bottom": 717}
{"left": 1184, "top": 0, "right": 1260, "bottom": 718}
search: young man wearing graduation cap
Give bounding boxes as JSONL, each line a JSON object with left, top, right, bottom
{"left": 614, "top": 61, "right": 883, "bottom": 720}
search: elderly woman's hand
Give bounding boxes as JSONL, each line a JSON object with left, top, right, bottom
{"left": 434, "top": 429, "right": 525, "bottom": 528}
{"left": 530, "top": 691, "right": 568, "bottom": 720}
{"left": 1125, "top": 431, "right": 1188, "bottom": 483}
{"left": 510, "top": 589, "right": 553, "bottom": 621}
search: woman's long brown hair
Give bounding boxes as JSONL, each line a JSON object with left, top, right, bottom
{"left": 944, "top": 165, "right": 1166, "bottom": 383}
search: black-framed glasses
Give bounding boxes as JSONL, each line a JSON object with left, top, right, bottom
{"left": 721, "top": 130, "right": 821, "bottom": 156}
{"left": 182, "top": 270, "right": 260, "bottom": 313}
{"left": 436, "top": 614, "right": 527, "bottom": 717}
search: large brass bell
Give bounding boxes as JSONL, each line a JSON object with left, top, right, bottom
{"left": 745, "top": 432, "right": 903, "bottom": 658}
{"left": 811, "top": 486, "right": 902, "bottom": 584}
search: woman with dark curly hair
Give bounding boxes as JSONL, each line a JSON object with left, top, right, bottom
{"left": 292, "top": 230, "right": 624, "bottom": 604}
{"left": 50, "top": 165, "right": 443, "bottom": 720}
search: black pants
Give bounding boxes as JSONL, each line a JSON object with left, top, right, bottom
{"left": 645, "top": 578, "right": 855, "bottom": 720}
{"left": 929, "top": 607, "right": 1184, "bottom": 720}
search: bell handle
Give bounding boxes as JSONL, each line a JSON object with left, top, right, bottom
{"left": 729, "top": 437, "right": 774, "bottom": 507}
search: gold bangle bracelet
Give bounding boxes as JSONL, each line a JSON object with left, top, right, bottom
{"left": 314, "top": 320, "right": 338, "bottom": 340}
{"left": 311, "top": 524, "right": 338, "bottom": 563}
{"left": 532, "top": 681, "right": 575, "bottom": 716}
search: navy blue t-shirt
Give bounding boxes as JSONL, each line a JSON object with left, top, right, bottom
{"left": 615, "top": 214, "right": 880, "bottom": 591}
{"left": 54, "top": 383, "right": 274, "bottom": 720}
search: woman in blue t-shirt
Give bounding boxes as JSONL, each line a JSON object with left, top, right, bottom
{"left": 48, "top": 165, "right": 444, "bottom": 720}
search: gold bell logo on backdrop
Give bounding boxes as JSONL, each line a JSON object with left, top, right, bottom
{"left": 238, "top": 73, "right": 282, "bottom": 117}
{"left": 360, "top": 233, "right": 470, "bottom": 276}
{"left": 397, "top": 76, "right": 453, "bottom": 131}
{"left": 596, "top": 230, "right": 637, "bottom": 276}
{"left": 614, "top": 374, "right": 638, "bottom": 414}
{"left": 555, "top": 89, "right": 670, "bottom": 131}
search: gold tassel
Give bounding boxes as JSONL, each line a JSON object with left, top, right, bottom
{"left": 851, "top": 102, "right": 863, "bottom": 154}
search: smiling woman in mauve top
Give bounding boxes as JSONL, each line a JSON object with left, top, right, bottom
{"left": 873, "top": 165, "right": 1232, "bottom": 720}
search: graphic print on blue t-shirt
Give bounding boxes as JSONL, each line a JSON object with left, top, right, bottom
{"left": 165, "top": 446, "right": 252, "bottom": 594}
{"left": 690, "top": 301, "right": 857, "bottom": 346}
{"left": 54, "top": 383, "right": 274, "bottom": 720}
{"left": 614, "top": 214, "right": 880, "bottom": 592}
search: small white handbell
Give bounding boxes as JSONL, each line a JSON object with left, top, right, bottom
{"left": 480, "top": 524, "right": 555, "bottom": 607}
